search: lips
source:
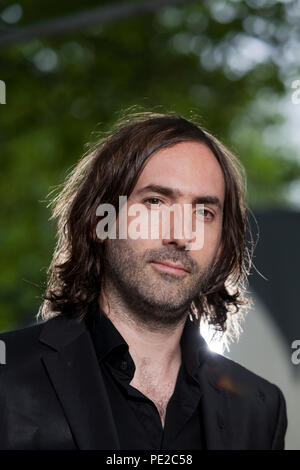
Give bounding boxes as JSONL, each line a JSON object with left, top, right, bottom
{"left": 151, "top": 260, "right": 190, "bottom": 274}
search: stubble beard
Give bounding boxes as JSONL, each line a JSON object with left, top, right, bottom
{"left": 101, "top": 238, "right": 216, "bottom": 331}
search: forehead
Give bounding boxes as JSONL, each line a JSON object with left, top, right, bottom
{"left": 132, "top": 141, "right": 225, "bottom": 202}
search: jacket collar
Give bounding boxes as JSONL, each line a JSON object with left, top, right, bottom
{"left": 39, "top": 313, "right": 86, "bottom": 350}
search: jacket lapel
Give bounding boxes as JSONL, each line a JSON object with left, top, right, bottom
{"left": 39, "top": 315, "right": 120, "bottom": 450}
{"left": 197, "top": 350, "right": 235, "bottom": 450}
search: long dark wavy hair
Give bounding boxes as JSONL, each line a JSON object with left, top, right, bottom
{"left": 38, "top": 111, "right": 256, "bottom": 337}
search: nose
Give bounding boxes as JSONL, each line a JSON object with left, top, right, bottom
{"left": 161, "top": 203, "right": 196, "bottom": 250}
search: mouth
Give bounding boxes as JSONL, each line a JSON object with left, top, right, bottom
{"left": 150, "top": 261, "right": 190, "bottom": 276}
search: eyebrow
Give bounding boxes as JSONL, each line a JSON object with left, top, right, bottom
{"left": 134, "top": 184, "right": 223, "bottom": 212}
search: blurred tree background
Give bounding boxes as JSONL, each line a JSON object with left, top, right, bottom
{"left": 1, "top": 0, "right": 300, "bottom": 330}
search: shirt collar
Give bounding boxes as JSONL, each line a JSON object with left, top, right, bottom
{"left": 85, "top": 302, "right": 128, "bottom": 363}
{"left": 85, "top": 301, "right": 208, "bottom": 379}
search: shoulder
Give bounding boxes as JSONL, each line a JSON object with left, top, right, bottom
{"left": 206, "top": 351, "right": 286, "bottom": 415}
{"left": 0, "top": 314, "right": 87, "bottom": 372}
{"left": 0, "top": 315, "right": 65, "bottom": 370}
{"left": 0, "top": 319, "right": 45, "bottom": 342}
{"left": 0, "top": 320, "right": 45, "bottom": 370}
{"left": 201, "top": 351, "right": 287, "bottom": 449}
{"left": 210, "top": 351, "right": 283, "bottom": 393}
{"left": 0, "top": 319, "right": 46, "bottom": 347}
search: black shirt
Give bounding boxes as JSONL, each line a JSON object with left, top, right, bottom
{"left": 85, "top": 303, "right": 207, "bottom": 450}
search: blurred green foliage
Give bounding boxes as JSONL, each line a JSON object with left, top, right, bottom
{"left": 1, "top": 0, "right": 300, "bottom": 330}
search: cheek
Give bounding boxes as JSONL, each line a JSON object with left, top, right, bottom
{"left": 204, "top": 226, "right": 221, "bottom": 246}
{"left": 117, "top": 204, "right": 165, "bottom": 243}
{"left": 117, "top": 205, "right": 150, "bottom": 240}
{"left": 123, "top": 234, "right": 159, "bottom": 256}
{"left": 192, "top": 223, "right": 222, "bottom": 258}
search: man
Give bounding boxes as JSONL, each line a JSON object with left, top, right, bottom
{"left": 0, "top": 112, "right": 287, "bottom": 450}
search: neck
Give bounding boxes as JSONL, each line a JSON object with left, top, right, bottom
{"left": 98, "top": 281, "right": 188, "bottom": 377}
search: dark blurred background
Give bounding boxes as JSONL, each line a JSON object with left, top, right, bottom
{"left": 0, "top": 0, "right": 299, "bottom": 448}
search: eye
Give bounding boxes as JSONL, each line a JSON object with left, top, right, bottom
{"left": 143, "top": 197, "right": 163, "bottom": 206}
{"left": 196, "top": 208, "right": 214, "bottom": 220}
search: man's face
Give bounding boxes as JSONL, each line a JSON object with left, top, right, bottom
{"left": 101, "top": 141, "right": 225, "bottom": 328}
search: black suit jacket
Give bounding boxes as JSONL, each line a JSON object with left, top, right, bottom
{"left": 0, "top": 314, "right": 287, "bottom": 450}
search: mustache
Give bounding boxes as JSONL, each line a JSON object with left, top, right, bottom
{"left": 145, "top": 249, "right": 195, "bottom": 273}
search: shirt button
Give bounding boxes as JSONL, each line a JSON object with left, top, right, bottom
{"left": 120, "top": 360, "right": 128, "bottom": 371}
